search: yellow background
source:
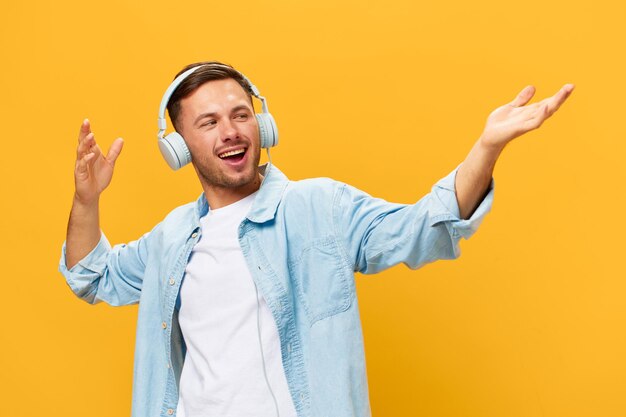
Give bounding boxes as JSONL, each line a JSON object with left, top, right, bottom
{"left": 1, "top": 0, "right": 624, "bottom": 416}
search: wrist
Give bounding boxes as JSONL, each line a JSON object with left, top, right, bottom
{"left": 72, "top": 193, "right": 100, "bottom": 210}
{"left": 477, "top": 134, "right": 507, "bottom": 157}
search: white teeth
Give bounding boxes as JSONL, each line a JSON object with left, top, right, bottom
{"left": 218, "top": 148, "right": 246, "bottom": 159}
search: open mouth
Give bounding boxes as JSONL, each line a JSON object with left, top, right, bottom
{"left": 218, "top": 148, "right": 247, "bottom": 163}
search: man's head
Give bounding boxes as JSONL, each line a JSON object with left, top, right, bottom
{"left": 168, "top": 61, "right": 262, "bottom": 208}
{"left": 167, "top": 62, "right": 253, "bottom": 133}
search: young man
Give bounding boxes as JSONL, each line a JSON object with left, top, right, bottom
{"left": 60, "top": 61, "right": 574, "bottom": 417}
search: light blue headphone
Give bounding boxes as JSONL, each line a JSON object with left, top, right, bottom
{"left": 157, "top": 64, "right": 279, "bottom": 170}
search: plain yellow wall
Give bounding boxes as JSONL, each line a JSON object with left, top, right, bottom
{"left": 1, "top": 0, "right": 624, "bottom": 416}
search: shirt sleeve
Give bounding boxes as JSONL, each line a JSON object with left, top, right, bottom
{"left": 58, "top": 231, "right": 149, "bottom": 306}
{"left": 335, "top": 165, "right": 494, "bottom": 275}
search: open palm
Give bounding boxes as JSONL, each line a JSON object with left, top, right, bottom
{"left": 74, "top": 119, "right": 124, "bottom": 205}
{"left": 480, "top": 84, "right": 575, "bottom": 150}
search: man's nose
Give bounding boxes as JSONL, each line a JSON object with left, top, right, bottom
{"left": 219, "top": 118, "right": 239, "bottom": 141}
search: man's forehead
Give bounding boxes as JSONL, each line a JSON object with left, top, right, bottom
{"left": 181, "top": 79, "right": 252, "bottom": 114}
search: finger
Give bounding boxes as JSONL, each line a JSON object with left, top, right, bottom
{"left": 105, "top": 138, "right": 124, "bottom": 165}
{"left": 78, "top": 118, "right": 91, "bottom": 144}
{"left": 90, "top": 142, "right": 103, "bottom": 160}
{"left": 86, "top": 146, "right": 100, "bottom": 169}
{"left": 76, "top": 132, "right": 103, "bottom": 160}
{"left": 544, "top": 83, "right": 575, "bottom": 116}
{"left": 510, "top": 85, "right": 536, "bottom": 107}
{"left": 76, "top": 132, "right": 96, "bottom": 159}
{"left": 76, "top": 152, "right": 96, "bottom": 178}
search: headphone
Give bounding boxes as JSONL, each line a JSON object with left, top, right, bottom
{"left": 157, "top": 64, "right": 279, "bottom": 170}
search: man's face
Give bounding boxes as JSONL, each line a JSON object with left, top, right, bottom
{"left": 178, "top": 78, "right": 261, "bottom": 199}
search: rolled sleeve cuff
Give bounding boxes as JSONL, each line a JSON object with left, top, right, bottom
{"left": 59, "top": 233, "right": 112, "bottom": 277}
{"left": 428, "top": 164, "right": 495, "bottom": 240}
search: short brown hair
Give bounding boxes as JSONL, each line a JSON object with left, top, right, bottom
{"left": 167, "top": 61, "right": 253, "bottom": 132}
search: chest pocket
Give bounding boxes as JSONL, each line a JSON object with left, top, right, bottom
{"left": 288, "top": 236, "right": 353, "bottom": 325}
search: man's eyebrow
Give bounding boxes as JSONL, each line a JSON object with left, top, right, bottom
{"left": 194, "top": 112, "right": 217, "bottom": 126}
{"left": 193, "top": 105, "right": 252, "bottom": 126}
{"left": 231, "top": 104, "right": 252, "bottom": 114}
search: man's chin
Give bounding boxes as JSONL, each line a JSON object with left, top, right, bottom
{"left": 200, "top": 167, "right": 259, "bottom": 189}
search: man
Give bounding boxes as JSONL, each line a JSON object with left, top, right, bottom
{"left": 60, "top": 61, "right": 574, "bottom": 417}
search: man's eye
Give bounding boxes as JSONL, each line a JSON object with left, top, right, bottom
{"left": 201, "top": 120, "right": 216, "bottom": 127}
{"left": 235, "top": 114, "right": 248, "bottom": 120}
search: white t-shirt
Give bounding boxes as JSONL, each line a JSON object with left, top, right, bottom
{"left": 176, "top": 192, "right": 297, "bottom": 417}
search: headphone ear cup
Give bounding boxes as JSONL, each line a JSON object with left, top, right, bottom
{"left": 158, "top": 132, "right": 192, "bottom": 170}
{"left": 256, "top": 113, "right": 279, "bottom": 148}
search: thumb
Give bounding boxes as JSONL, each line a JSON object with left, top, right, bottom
{"left": 106, "top": 138, "right": 124, "bottom": 165}
{"left": 510, "top": 85, "right": 535, "bottom": 107}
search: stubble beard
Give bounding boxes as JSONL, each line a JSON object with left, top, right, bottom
{"left": 196, "top": 146, "right": 262, "bottom": 191}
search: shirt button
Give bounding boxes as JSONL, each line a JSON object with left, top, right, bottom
{"left": 169, "top": 278, "right": 175, "bottom": 285}
{"left": 300, "top": 392, "right": 305, "bottom": 401}
{"left": 191, "top": 232, "right": 198, "bottom": 238}
{"left": 167, "top": 409, "right": 174, "bottom": 415}
{"left": 287, "top": 343, "right": 292, "bottom": 354}
{"left": 162, "top": 322, "right": 167, "bottom": 329}
{"left": 167, "top": 363, "right": 171, "bottom": 368}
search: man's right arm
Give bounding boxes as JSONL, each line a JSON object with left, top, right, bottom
{"left": 65, "top": 119, "right": 123, "bottom": 269}
{"left": 60, "top": 119, "right": 145, "bottom": 307}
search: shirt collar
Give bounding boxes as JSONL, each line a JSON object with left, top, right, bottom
{"left": 193, "top": 163, "right": 289, "bottom": 224}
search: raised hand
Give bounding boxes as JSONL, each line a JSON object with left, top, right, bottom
{"left": 74, "top": 119, "right": 124, "bottom": 205}
{"left": 479, "top": 84, "right": 575, "bottom": 151}
{"left": 66, "top": 119, "right": 124, "bottom": 268}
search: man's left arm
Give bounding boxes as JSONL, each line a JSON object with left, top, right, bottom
{"left": 456, "top": 84, "right": 575, "bottom": 219}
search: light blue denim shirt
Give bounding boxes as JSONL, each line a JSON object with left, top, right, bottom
{"left": 59, "top": 164, "right": 494, "bottom": 417}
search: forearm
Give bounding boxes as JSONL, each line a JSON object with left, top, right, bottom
{"left": 65, "top": 195, "right": 102, "bottom": 269}
{"left": 455, "top": 137, "right": 503, "bottom": 220}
